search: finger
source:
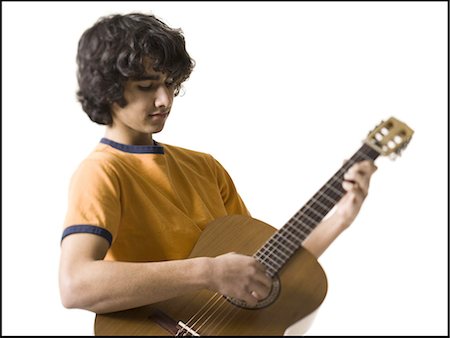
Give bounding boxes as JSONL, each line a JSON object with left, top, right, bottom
{"left": 346, "top": 160, "right": 377, "bottom": 175}
{"left": 342, "top": 180, "right": 361, "bottom": 194}
{"left": 251, "top": 290, "right": 260, "bottom": 299}
{"left": 250, "top": 281, "right": 272, "bottom": 300}
{"left": 342, "top": 180, "right": 354, "bottom": 191}
{"left": 253, "top": 268, "right": 273, "bottom": 289}
{"left": 244, "top": 285, "right": 269, "bottom": 304}
{"left": 239, "top": 288, "right": 258, "bottom": 307}
{"left": 253, "top": 259, "right": 269, "bottom": 273}
{"left": 344, "top": 161, "right": 377, "bottom": 194}
{"left": 340, "top": 190, "right": 363, "bottom": 212}
{"left": 353, "top": 160, "right": 378, "bottom": 175}
{"left": 250, "top": 288, "right": 270, "bottom": 301}
{"left": 342, "top": 180, "right": 367, "bottom": 199}
{"left": 343, "top": 174, "right": 368, "bottom": 195}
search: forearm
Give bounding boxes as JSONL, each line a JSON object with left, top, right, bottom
{"left": 60, "top": 256, "right": 212, "bottom": 314}
{"left": 301, "top": 212, "right": 347, "bottom": 258}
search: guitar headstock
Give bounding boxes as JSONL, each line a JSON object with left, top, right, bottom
{"left": 365, "top": 117, "right": 414, "bottom": 159}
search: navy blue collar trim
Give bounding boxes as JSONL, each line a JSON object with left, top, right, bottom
{"left": 100, "top": 138, "right": 164, "bottom": 154}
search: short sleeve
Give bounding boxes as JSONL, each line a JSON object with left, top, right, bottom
{"left": 62, "top": 158, "right": 121, "bottom": 245}
{"left": 209, "top": 156, "right": 251, "bottom": 217}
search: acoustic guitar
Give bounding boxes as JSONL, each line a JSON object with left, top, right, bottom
{"left": 94, "top": 117, "right": 414, "bottom": 336}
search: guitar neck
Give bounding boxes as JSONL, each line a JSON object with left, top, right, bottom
{"left": 254, "top": 142, "right": 380, "bottom": 276}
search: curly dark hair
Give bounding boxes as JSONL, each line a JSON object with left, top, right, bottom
{"left": 76, "top": 13, "right": 195, "bottom": 125}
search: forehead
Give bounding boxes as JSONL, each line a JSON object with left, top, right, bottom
{"left": 131, "top": 57, "right": 167, "bottom": 81}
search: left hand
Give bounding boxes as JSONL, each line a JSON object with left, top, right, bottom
{"left": 335, "top": 160, "right": 378, "bottom": 229}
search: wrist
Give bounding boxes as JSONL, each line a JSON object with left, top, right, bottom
{"left": 327, "top": 212, "right": 351, "bottom": 232}
{"left": 197, "top": 257, "right": 215, "bottom": 290}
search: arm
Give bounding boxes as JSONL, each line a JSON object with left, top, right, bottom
{"left": 59, "top": 234, "right": 272, "bottom": 314}
{"left": 302, "top": 160, "right": 378, "bottom": 258}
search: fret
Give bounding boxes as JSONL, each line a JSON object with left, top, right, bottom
{"left": 272, "top": 233, "right": 297, "bottom": 253}
{"left": 256, "top": 238, "right": 294, "bottom": 261}
{"left": 288, "top": 216, "right": 313, "bottom": 239}
{"left": 316, "top": 192, "right": 339, "bottom": 205}
{"left": 301, "top": 202, "right": 327, "bottom": 220}
{"left": 308, "top": 195, "right": 331, "bottom": 211}
{"left": 254, "top": 143, "right": 380, "bottom": 274}
{"left": 278, "top": 229, "right": 302, "bottom": 248}
{"left": 293, "top": 208, "right": 321, "bottom": 225}
{"left": 281, "top": 221, "right": 308, "bottom": 244}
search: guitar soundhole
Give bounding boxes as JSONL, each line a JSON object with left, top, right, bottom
{"left": 225, "top": 275, "right": 281, "bottom": 309}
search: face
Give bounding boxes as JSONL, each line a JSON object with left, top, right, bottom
{"left": 110, "top": 61, "right": 175, "bottom": 142}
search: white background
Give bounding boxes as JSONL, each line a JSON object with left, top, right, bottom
{"left": 3, "top": 1, "right": 448, "bottom": 336}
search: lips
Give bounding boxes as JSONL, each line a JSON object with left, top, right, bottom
{"left": 149, "top": 111, "right": 169, "bottom": 117}
{"left": 147, "top": 112, "right": 169, "bottom": 122}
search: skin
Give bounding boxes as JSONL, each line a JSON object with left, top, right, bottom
{"left": 59, "top": 61, "right": 377, "bottom": 314}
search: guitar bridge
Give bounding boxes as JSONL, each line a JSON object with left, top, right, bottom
{"left": 176, "top": 321, "right": 200, "bottom": 336}
{"left": 148, "top": 310, "right": 200, "bottom": 336}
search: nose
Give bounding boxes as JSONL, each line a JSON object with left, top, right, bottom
{"left": 154, "top": 85, "right": 171, "bottom": 109}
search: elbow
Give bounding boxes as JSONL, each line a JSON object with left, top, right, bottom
{"left": 59, "top": 274, "right": 82, "bottom": 309}
{"left": 59, "top": 271, "right": 107, "bottom": 314}
{"left": 59, "top": 270, "right": 97, "bottom": 311}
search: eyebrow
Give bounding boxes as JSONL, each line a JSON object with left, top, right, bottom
{"left": 134, "top": 74, "right": 161, "bottom": 81}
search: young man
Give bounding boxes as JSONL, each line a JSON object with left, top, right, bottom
{"left": 59, "top": 12, "right": 377, "bottom": 315}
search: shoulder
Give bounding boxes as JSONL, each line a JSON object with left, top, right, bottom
{"left": 71, "top": 144, "right": 125, "bottom": 182}
{"left": 161, "top": 143, "right": 216, "bottom": 164}
{"left": 161, "top": 143, "right": 211, "bottom": 159}
{"left": 160, "top": 143, "right": 226, "bottom": 174}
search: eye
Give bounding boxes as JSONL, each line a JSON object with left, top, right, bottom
{"left": 165, "top": 78, "right": 175, "bottom": 88}
{"left": 137, "top": 83, "right": 153, "bottom": 91}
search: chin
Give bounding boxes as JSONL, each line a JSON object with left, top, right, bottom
{"left": 150, "top": 125, "right": 165, "bottom": 134}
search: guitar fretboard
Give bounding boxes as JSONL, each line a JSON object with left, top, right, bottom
{"left": 254, "top": 143, "right": 380, "bottom": 276}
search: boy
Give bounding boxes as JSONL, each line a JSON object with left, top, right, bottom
{"left": 59, "top": 12, "right": 377, "bottom": 315}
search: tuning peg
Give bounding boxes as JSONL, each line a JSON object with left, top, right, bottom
{"left": 389, "top": 153, "right": 398, "bottom": 161}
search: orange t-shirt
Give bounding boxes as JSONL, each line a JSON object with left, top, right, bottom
{"left": 62, "top": 138, "right": 250, "bottom": 262}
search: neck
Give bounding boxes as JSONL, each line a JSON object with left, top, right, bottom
{"left": 254, "top": 143, "right": 380, "bottom": 276}
{"left": 104, "top": 126, "right": 153, "bottom": 146}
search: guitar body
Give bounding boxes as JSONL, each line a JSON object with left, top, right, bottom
{"left": 95, "top": 215, "right": 328, "bottom": 336}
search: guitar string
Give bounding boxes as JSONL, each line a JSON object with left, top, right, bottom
{"left": 256, "top": 186, "right": 342, "bottom": 272}
{"left": 207, "top": 150, "right": 376, "bottom": 336}
{"left": 254, "top": 162, "right": 351, "bottom": 273}
{"left": 180, "top": 194, "right": 337, "bottom": 333}
{"left": 182, "top": 149, "right": 376, "bottom": 335}
{"left": 184, "top": 293, "right": 224, "bottom": 334}
{"left": 208, "top": 159, "right": 373, "bottom": 333}
{"left": 197, "top": 298, "right": 241, "bottom": 335}
{"left": 254, "top": 150, "right": 376, "bottom": 290}
{"left": 183, "top": 151, "right": 368, "bottom": 335}
{"left": 179, "top": 292, "right": 226, "bottom": 336}
{"left": 193, "top": 293, "right": 237, "bottom": 334}
{"left": 192, "top": 150, "right": 373, "bottom": 334}
{"left": 255, "top": 149, "right": 374, "bottom": 274}
{"left": 186, "top": 222, "right": 314, "bottom": 334}
{"left": 182, "top": 181, "right": 344, "bottom": 334}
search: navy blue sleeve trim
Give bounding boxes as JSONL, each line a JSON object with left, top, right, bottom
{"left": 61, "top": 225, "right": 113, "bottom": 246}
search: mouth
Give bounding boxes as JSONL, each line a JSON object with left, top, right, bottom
{"left": 147, "top": 112, "right": 169, "bottom": 122}
{"left": 149, "top": 111, "right": 169, "bottom": 117}
{"left": 148, "top": 113, "right": 169, "bottom": 118}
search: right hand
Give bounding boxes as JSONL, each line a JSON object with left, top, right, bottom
{"left": 208, "top": 252, "right": 273, "bottom": 307}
